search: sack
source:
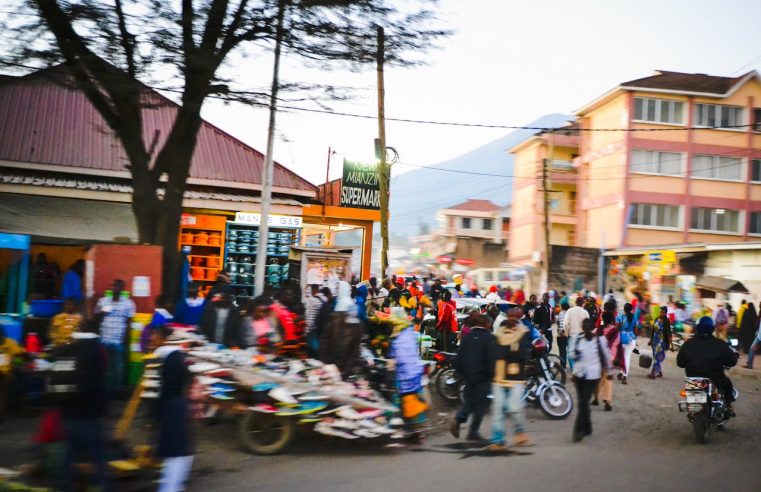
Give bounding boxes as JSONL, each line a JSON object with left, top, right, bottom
{"left": 639, "top": 353, "right": 653, "bottom": 369}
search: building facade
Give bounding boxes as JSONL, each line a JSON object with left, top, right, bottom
{"left": 575, "top": 70, "right": 761, "bottom": 249}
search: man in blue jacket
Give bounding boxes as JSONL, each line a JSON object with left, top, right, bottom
{"left": 450, "top": 314, "right": 496, "bottom": 442}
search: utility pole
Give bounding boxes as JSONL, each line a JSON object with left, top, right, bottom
{"left": 541, "top": 130, "right": 555, "bottom": 292}
{"left": 376, "top": 26, "right": 390, "bottom": 278}
{"left": 254, "top": 0, "right": 286, "bottom": 296}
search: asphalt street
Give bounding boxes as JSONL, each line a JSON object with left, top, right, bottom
{"left": 187, "top": 354, "right": 761, "bottom": 492}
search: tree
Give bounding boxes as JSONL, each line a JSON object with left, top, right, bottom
{"left": 1, "top": 0, "right": 447, "bottom": 298}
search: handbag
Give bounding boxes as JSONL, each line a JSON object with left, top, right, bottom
{"left": 638, "top": 351, "right": 653, "bottom": 369}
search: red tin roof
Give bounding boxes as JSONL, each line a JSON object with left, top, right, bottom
{"left": 0, "top": 66, "right": 317, "bottom": 194}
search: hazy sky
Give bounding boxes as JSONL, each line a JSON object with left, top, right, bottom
{"left": 12, "top": 0, "right": 761, "bottom": 186}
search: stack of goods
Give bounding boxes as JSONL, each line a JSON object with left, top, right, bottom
{"left": 145, "top": 332, "right": 402, "bottom": 440}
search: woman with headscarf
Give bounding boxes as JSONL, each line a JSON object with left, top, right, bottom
{"left": 318, "top": 281, "right": 362, "bottom": 378}
{"left": 738, "top": 301, "right": 758, "bottom": 354}
{"left": 389, "top": 308, "right": 428, "bottom": 444}
{"left": 593, "top": 311, "right": 622, "bottom": 411}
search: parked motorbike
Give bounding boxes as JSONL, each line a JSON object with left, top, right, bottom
{"left": 678, "top": 376, "right": 739, "bottom": 444}
{"left": 432, "top": 351, "right": 460, "bottom": 402}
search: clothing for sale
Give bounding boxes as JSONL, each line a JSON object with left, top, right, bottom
{"left": 95, "top": 296, "right": 136, "bottom": 345}
{"left": 454, "top": 327, "right": 497, "bottom": 384}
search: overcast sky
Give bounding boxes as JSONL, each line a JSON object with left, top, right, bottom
{"left": 157, "top": 1, "right": 761, "bottom": 184}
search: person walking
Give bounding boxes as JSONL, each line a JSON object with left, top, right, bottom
{"left": 532, "top": 293, "right": 554, "bottom": 352}
{"left": 489, "top": 319, "right": 532, "bottom": 451}
{"left": 150, "top": 326, "right": 194, "bottom": 492}
{"left": 199, "top": 293, "right": 242, "bottom": 347}
{"left": 649, "top": 306, "right": 672, "bottom": 379}
{"left": 594, "top": 311, "right": 622, "bottom": 411}
{"left": 556, "top": 302, "right": 570, "bottom": 368}
{"left": 563, "top": 296, "right": 590, "bottom": 370}
{"left": 54, "top": 320, "right": 108, "bottom": 492}
{"left": 743, "top": 318, "right": 761, "bottom": 369}
{"left": 738, "top": 301, "right": 758, "bottom": 354}
{"left": 437, "top": 290, "right": 458, "bottom": 353}
{"left": 571, "top": 319, "right": 611, "bottom": 442}
{"left": 390, "top": 308, "right": 428, "bottom": 445}
{"left": 94, "top": 279, "right": 135, "bottom": 395}
{"left": 616, "top": 303, "right": 639, "bottom": 384}
{"left": 451, "top": 314, "right": 496, "bottom": 442}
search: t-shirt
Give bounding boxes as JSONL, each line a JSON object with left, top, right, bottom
{"left": 563, "top": 306, "right": 590, "bottom": 337}
{"left": 0, "top": 337, "right": 24, "bottom": 375}
{"left": 95, "top": 296, "right": 136, "bottom": 345}
{"left": 50, "top": 313, "right": 83, "bottom": 346}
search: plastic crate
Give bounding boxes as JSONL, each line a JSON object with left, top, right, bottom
{"left": 0, "top": 315, "right": 23, "bottom": 342}
{"left": 29, "top": 300, "right": 64, "bottom": 317}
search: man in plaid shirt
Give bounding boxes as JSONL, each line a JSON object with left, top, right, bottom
{"left": 95, "top": 279, "right": 135, "bottom": 393}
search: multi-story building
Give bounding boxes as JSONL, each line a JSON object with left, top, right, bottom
{"left": 508, "top": 123, "right": 580, "bottom": 265}
{"left": 575, "top": 69, "right": 761, "bottom": 249}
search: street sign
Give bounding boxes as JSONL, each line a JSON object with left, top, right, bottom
{"left": 340, "top": 160, "right": 380, "bottom": 210}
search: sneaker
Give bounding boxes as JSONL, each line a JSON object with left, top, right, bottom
{"left": 487, "top": 443, "right": 507, "bottom": 452}
{"left": 449, "top": 418, "right": 461, "bottom": 439}
{"left": 513, "top": 432, "right": 530, "bottom": 447}
{"left": 604, "top": 401, "right": 612, "bottom": 411}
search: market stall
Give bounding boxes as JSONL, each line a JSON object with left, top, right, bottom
{"left": 0, "top": 233, "right": 30, "bottom": 341}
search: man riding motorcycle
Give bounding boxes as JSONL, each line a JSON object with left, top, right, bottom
{"left": 676, "top": 316, "right": 738, "bottom": 413}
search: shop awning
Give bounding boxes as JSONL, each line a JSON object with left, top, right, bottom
{"left": 695, "top": 275, "right": 748, "bottom": 294}
{"left": 0, "top": 193, "right": 139, "bottom": 243}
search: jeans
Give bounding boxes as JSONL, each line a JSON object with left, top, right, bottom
{"left": 557, "top": 336, "right": 568, "bottom": 368}
{"left": 159, "top": 456, "right": 194, "bottom": 492}
{"left": 568, "top": 335, "right": 578, "bottom": 370}
{"left": 104, "top": 343, "right": 125, "bottom": 394}
{"left": 746, "top": 339, "right": 760, "bottom": 368}
{"left": 456, "top": 381, "right": 490, "bottom": 438}
{"left": 490, "top": 383, "right": 526, "bottom": 445}
{"left": 573, "top": 378, "right": 599, "bottom": 436}
{"left": 62, "top": 418, "right": 108, "bottom": 492}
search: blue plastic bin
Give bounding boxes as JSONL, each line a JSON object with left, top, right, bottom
{"left": 29, "top": 300, "right": 64, "bottom": 317}
{"left": 0, "top": 315, "right": 23, "bottom": 342}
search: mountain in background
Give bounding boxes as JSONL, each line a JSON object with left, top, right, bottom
{"left": 388, "top": 113, "right": 571, "bottom": 239}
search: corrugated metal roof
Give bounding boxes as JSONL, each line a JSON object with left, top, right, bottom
{"left": 621, "top": 70, "right": 752, "bottom": 95}
{"left": 0, "top": 170, "right": 304, "bottom": 206}
{"left": 0, "top": 66, "right": 317, "bottom": 194}
{"left": 444, "top": 199, "right": 501, "bottom": 212}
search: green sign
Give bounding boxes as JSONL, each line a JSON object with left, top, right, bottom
{"left": 340, "top": 160, "right": 380, "bottom": 210}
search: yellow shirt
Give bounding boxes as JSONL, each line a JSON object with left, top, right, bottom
{"left": 0, "top": 338, "right": 24, "bottom": 375}
{"left": 50, "top": 313, "right": 83, "bottom": 346}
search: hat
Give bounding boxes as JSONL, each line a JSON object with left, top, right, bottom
{"left": 696, "top": 316, "right": 715, "bottom": 337}
{"left": 396, "top": 277, "right": 405, "bottom": 287}
{"left": 489, "top": 285, "right": 498, "bottom": 293}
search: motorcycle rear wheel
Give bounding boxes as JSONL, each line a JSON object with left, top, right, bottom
{"left": 692, "top": 413, "right": 711, "bottom": 444}
{"left": 537, "top": 384, "right": 573, "bottom": 420}
{"left": 546, "top": 355, "right": 567, "bottom": 384}
{"left": 436, "top": 368, "right": 462, "bottom": 403}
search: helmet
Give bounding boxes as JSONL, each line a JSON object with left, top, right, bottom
{"left": 695, "top": 316, "right": 715, "bottom": 337}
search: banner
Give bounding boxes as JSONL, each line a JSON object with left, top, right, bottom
{"left": 340, "top": 160, "right": 380, "bottom": 210}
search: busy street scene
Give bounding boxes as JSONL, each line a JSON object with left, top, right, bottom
{"left": 1, "top": 0, "right": 761, "bottom": 491}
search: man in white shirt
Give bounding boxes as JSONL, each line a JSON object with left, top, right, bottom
{"left": 563, "top": 296, "right": 590, "bottom": 370}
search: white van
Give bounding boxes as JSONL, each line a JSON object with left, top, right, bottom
{"left": 467, "top": 268, "right": 522, "bottom": 290}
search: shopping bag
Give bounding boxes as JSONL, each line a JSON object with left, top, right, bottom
{"left": 639, "top": 353, "right": 653, "bottom": 369}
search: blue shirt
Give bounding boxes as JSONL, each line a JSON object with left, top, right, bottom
{"left": 61, "top": 270, "right": 83, "bottom": 301}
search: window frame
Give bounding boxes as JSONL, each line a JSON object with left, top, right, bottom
{"left": 633, "top": 97, "right": 686, "bottom": 126}
{"left": 461, "top": 217, "right": 471, "bottom": 229}
{"left": 628, "top": 203, "right": 682, "bottom": 231}
{"left": 753, "top": 108, "right": 761, "bottom": 133}
{"left": 689, "top": 207, "right": 743, "bottom": 235}
{"left": 482, "top": 218, "right": 493, "bottom": 231}
{"left": 749, "top": 211, "right": 761, "bottom": 236}
{"left": 690, "top": 154, "right": 745, "bottom": 182}
{"left": 630, "top": 149, "right": 685, "bottom": 176}
{"left": 751, "top": 159, "right": 761, "bottom": 183}
{"left": 693, "top": 103, "right": 746, "bottom": 132}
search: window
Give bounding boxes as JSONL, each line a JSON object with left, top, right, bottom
{"left": 482, "top": 218, "right": 493, "bottom": 230}
{"left": 690, "top": 207, "right": 740, "bottom": 233}
{"left": 692, "top": 154, "right": 743, "bottom": 180}
{"left": 569, "top": 191, "right": 577, "bottom": 212}
{"left": 694, "top": 103, "right": 745, "bottom": 129}
{"left": 631, "top": 150, "right": 684, "bottom": 175}
{"left": 750, "top": 212, "right": 761, "bottom": 234}
{"left": 752, "top": 159, "right": 761, "bottom": 182}
{"left": 753, "top": 108, "right": 761, "bottom": 132}
{"left": 634, "top": 97, "right": 685, "bottom": 124}
{"left": 461, "top": 217, "right": 471, "bottom": 229}
{"left": 483, "top": 271, "right": 493, "bottom": 281}
{"left": 630, "top": 203, "right": 681, "bottom": 229}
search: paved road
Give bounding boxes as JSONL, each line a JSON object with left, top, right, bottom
{"left": 189, "top": 355, "right": 761, "bottom": 492}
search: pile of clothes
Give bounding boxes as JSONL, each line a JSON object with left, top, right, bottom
{"left": 142, "top": 331, "right": 403, "bottom": 440}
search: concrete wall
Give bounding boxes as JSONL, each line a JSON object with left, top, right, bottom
{"left": 454, "top": 237, "right": 507, "bottom": 268}
{"left": 549, "top": 245, "right": 600, "bottom": 294}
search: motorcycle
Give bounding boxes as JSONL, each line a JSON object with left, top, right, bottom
{"left": 432, "top": 350, "right": 460, "bottom": 402}
{"left": 678, "top": 376, "right": 739, "bottom": 444}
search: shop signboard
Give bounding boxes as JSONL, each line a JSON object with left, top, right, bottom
{"left": 302, "top": 253, "right": 352, "bottom": 293}
{"left": 645, "top": 249, "right": 677, "bottom": 275}
{"left": 340, "top": 160, "right": 380, "bottom": 210}
{"left": 234, "top": 212, "right": 303, "bottom": 228}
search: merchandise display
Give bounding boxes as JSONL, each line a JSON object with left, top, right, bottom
{"left": 178, "top": 214, "right": 227, "bottom": 296}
